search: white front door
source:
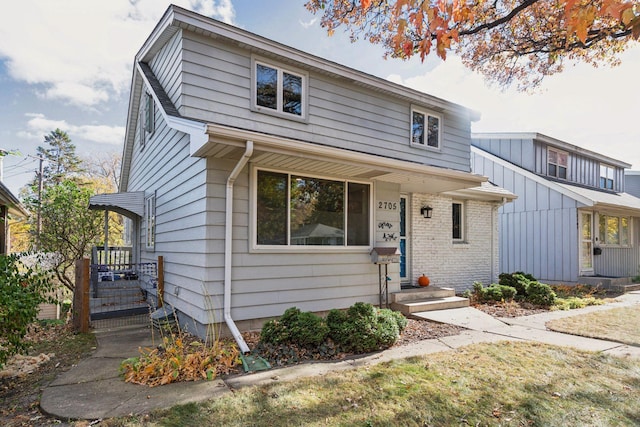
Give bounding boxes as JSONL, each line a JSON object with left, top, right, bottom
{"left": 579, "top": 211, "right": 594, "bottom": 275}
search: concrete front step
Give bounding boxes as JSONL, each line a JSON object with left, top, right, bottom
{"left": 391, "top": 286, "right": 456, "bottom": 303}
{"left": 391, "top": 296, "right": 469, "bottom": 315}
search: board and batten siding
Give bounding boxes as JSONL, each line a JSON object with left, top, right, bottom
{"left": 472, "top": 151, "right": 581, "bottom": 282}
{"left": 472, "top": 136, "right": 624, "bottom": 192}
{"left": 177, "top": 31, "right": 473, "bottom": 172}
{"left": 625, "top": 173, "right": 640, "bottom": 198}
{"left": 593, "top": 216, "right": 640, "bottom": 278}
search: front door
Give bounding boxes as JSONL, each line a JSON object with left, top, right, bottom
{"left": 579, "top": 211, "right": 594, "bottom": 275}
{"left": 400, "top": 195, "right": 410, "bottom": 285}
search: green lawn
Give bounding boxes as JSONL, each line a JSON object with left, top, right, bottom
{"left": 547, "top": 305, "right": 640, "bottom": 346}
{"left": 103, "top": 341, "right": 640, "bottom": 427}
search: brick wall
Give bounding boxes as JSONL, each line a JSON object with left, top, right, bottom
{"left": 410, "top": 194, "right": 499, "bottom": 292}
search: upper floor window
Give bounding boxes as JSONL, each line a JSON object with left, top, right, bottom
{"left": 139, "top": 92, "right": 154, "bottom": 150}
{"left": 255, "top": 169, "right": 370, "bottom": 248}
{"left": 411, "top": 107, "right": 441, "bottom": 149}
{"left": 452, "top": 202, "right": 464, "bottom": 241}
{"left": 599, "top": 164, "right": 615, "bottom": 190}
{"left": 547, "top": 148, "right": 568, "bottom": 179}
{"left": 253, "top": 59, "right": 307, "bottom": 120}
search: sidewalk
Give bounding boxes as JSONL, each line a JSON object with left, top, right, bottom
{"left": 40, "top": 291, "right": 640, "bottom": 420}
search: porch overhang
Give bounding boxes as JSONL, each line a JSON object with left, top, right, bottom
{"left": 89, "top": 191, "right": 145, "bottom": 218}
{"left": 557, "top": 183, "right": 640, "bottom": 216}
{"left": 194, "top": 124, "right": 487, "bottom": 194}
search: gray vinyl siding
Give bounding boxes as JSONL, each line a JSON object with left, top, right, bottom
{"left": 201, "top": 157, "right": 382, "bottom": 321}
{"left": 149, "top": 30, "right": 184, "bottom": 110}
{"left": 126, "top": 86, "right": 210, "bottom": 319}
{"left": 473, "top": 151, "right": 580, "bottom": 282}
{"left": 178, "top": 31, "right": 472, "bottom": 172}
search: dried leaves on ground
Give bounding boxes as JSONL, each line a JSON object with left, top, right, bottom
{"left": 0, "top": 322, "right": 96, "bottom": 427}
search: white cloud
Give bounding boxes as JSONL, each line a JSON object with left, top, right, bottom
{"left": 188, "top": 0, "right": 236, "bottom": 24}
{"left": 299, "top": 18, "right": 317, "bottom": 29}
{"left": 19, "top": 113, "right": 124, "bottom": 146}
{"left": 0, "top": 0, "right": 236, "bottom": 108}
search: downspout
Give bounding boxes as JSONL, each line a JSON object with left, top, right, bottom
{"left": 224, "top": 140, "right": 253, "bottom": 353}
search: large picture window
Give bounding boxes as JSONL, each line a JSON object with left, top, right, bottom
{"left": 598, "top": 214, "right": 630, "bottom": 246}
{"left": 256, "top": 170, "right": 370, "bottom": 247}
{"left": 254, "top": 60, "right": 306, "bottom": 119}
{"left": 411, "top": 108, "right": 441, "bottom": 149}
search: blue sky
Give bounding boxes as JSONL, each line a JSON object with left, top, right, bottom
{"left": 1, "top": 0, "right": 639, "bottom": 196}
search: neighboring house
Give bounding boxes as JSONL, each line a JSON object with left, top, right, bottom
{"left": 91, "top": 5, "right": 514, "bottom": 343}
{"left": 472, "top": 132, "right": 640, "bottom": 285}
{"left": 0, "top": 181, "right": 28, "bottom": 254}
{"left": 625, "top": 171, "right": 640, "bottom": 198}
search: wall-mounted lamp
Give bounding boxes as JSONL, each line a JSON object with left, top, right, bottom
{"left": 420, "top": 205, "right": 433, "bottom": 219}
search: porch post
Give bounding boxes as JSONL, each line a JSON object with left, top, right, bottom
{"left": 103, "top": 210, "right": 109, "bottom": 264}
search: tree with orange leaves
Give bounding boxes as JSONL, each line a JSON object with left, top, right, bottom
{"left": 306, "top": 0, "right": 640, "bottom": 90}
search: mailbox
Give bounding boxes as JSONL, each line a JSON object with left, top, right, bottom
{"left": 370, "top": 247, "right": 401, "bottom": 264}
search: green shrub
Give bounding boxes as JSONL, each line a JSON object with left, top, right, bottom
{"left": 328, "top": 303, "right": 406, "bottom": 353}
{"left": 260, "top": 307, "right": 328, "bottom": 348}
{"left": 499, "top": 272, "right": 535, "bottom": 297}
{"left": 0, "top": 253, "right": 55, "bottom": 368}
{"left": 471, "top": 282, "right": 516, "bottom": 302}
{"left": 526, "top": 281, "right": 557, "bottom": 307}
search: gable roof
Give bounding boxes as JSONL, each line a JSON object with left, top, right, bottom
{"left": 473, "top": 146, "right": 640, "bottom": 215}
{"left": 120, "top": 5, "right": 481, "bottom": 191}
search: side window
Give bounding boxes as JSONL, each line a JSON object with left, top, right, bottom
{"left": 145, "top": 193, "right": 156, "bottom": 250}
{"left": 411, "top": 107, "right": 441, "bottom": 149}
{"left": 253, "top": 58, "right": 307, "bottom": 120}
{"left": 452, "top": 202, "right": 464, "bottom": 241}
{"left": 139, "top": 92, "right": 154, "bottom": 150}
{"left": 598, "top": 213, "right": 630, "bottom": 246}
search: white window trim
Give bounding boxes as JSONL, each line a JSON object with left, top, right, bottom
{"left": 251, "top": 56, "right": 309, "bottom": 122}
{"left": 599, "top": 163, "right": 615, "bottom": 190}
{"left": 250, "top": 166, "right": 373, "bottom": 253}
{"left": 547, "top": 147, "right": 568, "bottom": 179}
{"left": 145, "top": 193, "right": 156, "bottom": 251}
{"left": 596, "top": 212, "right": 631, "bottom": 248}
{"left": 452, "top": 201, "right": 465, "bottom": 243}
{"left": 410, "top": 105, "right": 442, "bottom": 150}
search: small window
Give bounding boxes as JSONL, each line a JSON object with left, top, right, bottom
{"left": 452, "top": 202, "right": 464, "bottom": 241}
{"left": 598, "top": 213, "right": 630, "bottom": 246}
{"left": 547, "top": 148, "right": 568, "bottom": 179}
{"left": 144, "top": 92, "right": 155, "bottom": 134}
{"left": 145, "top": 194, "right": 156, "bottom": 250}
{"left": 254, "top": 60, "right": 306, "bottom": 119}
{"left": 599, "top": 164, "right": 615, "bottom": 190}
{"left": 411, "top": 108, "right": 441, "bottom": 149}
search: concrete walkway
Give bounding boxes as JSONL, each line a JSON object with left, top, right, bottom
{"left": 40, "top": 291, "right": 640, "bottom": 421}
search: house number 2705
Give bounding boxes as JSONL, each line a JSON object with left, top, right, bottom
{"left": 378, "top": 201, "right": 398, "bottom": 211}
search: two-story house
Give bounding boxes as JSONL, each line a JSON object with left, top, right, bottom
{"left": 90, "top": 5, "right": 515, "bottom": 346}
{"left": 472, "top": 132, "right": 640, "bottom": 287}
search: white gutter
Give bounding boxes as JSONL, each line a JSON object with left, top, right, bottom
{"left": 224, "top": 140, "right": 253, "bottom": 353}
